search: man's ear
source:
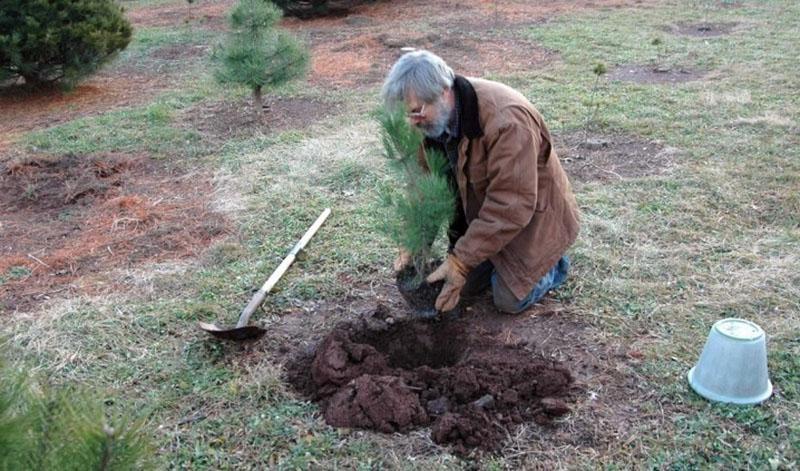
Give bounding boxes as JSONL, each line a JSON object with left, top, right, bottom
{"left": 443, "top": 87, "right": 455, "bottom": 105}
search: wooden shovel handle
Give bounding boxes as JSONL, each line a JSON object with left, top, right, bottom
{"left": 236, "top": 208, "right": 331, "bottom": 328}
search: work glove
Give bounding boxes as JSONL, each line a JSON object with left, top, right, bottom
{"left": 426, "top": 254, "right": 468, "bottom": 312}
{"left": 393, "top": 248, "right": 412, "bottom": 272}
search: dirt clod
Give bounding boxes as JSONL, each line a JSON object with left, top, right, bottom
{"left": 324, "top": 375, "right": 429, "bottom": 433}
{"left": 311, "top": 329, "right": 388, "bottom": 396}
{"left": 541, "top": 397, "right": 571, "bottom": 416}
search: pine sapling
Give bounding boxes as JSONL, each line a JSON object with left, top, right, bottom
{"left": 583, "top": 62, "right": 607, "bottom": 143}
{"left": 215, "top": 0, "right": 309, "bottom": 120}
{"left": 377, "top": 107, "right": 455, "bottom": 283}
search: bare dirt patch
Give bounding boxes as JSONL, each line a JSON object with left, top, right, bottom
{"left": 554, "top": 132, "right": 678, "bottom": 182}
{"left": 0, "top": 152, "right": 228, "bottom": 312}
{"left": 607, "top": 64, "right": 704, "bottom": 84}
{"left": 125, "top": 0, "right": 234, "bottom": 29}
{"left": 668, "top": 22, "right": 738, "bottom": 37}
{"left": 285, "top": 0, "right": 653, "bottom": 88}
{"left": 471, "top": 0, "right": 650, "bottom": 25}
{"left": 307, "top": 30, "right": 552, "bottom": 88}
{"left": 180, "top": 96, "right": 344, "bottom": 146}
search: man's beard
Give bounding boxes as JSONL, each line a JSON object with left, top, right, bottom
{"left": 417, "top": 99, "right": 453, "bottom": 138}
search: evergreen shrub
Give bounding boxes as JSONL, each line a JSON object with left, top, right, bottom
{"left": 0, "top": 0, "right": 132, "bottom": 87}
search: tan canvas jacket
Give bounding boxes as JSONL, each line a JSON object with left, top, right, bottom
{"left": 422, "top": 77, "right": 580, "bottom": 299}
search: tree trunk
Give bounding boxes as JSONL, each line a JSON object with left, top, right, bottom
{"left": 252, "top": 85, "right": 263, "bottom": 122}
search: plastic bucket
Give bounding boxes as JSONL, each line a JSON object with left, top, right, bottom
{"left": 687, "top": 318, "right": 772, "bottom": 405}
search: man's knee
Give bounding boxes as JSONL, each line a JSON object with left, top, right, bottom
{"left": 492, "top": 275, "right": 525, "bottom": 314}
{"left": 493, "top": 295, "right": 525, "bottom": 314}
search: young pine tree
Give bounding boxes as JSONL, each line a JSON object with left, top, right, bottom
{"left": 215, "top": 0, "right": 309, "bottom": 119}
{"left": 377, "top": 107, "right": 455, "bottom": 281}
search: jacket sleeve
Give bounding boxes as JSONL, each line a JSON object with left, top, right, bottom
{"left": 452, "top": 106, "right": 540, "bottom": 269}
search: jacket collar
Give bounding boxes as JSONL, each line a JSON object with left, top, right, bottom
{"left": 453, "top": 75, "right": 483, "bottom": 139}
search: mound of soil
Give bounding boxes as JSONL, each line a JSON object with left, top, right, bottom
{"left": 287, "top": 309, "right": 573, "bottom": 454}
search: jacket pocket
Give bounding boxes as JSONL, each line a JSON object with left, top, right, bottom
{"left": 467, "top": 161, "right": 489, "bottom": 194}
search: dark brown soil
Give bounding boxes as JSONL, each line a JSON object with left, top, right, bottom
{"left": 607, "top": 64, "right": 703, "bottom": 84}
{"left": 669, "top": 22, "right": 738, "bottom": 37}
{"left": 396, "top": 262, "right": 444, "bottom": 317}
{"left": 287, "top": 311, "right": 574, "bottom": 454}
{"left": 245, "top": 280, "right": 651, "bottom": 459}
{"left": 554, "top": 132, "right": 679, "bottom": 182}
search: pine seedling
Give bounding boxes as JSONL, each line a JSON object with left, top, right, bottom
{"left": 377, "top": 107, "right": 455, "bottom": 281}
{"left": 583, "top": 61, "right": 607, "bottom": 140}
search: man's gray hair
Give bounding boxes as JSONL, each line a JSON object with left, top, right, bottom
{"left": 381, "top": 50, "right": 455, "bottom": 108}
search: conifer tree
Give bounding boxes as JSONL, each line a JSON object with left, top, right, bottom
{"left": 0, "top": 0, "right": 132, "bottom": 88}
{"left": 215, "top": 0, "right": 308, "bottom": 119}
{"left": 377, "top": 107, "right": 455, "bottom": 280}
{"left": 0, "top": 361, "right": 153, "bottom": 470}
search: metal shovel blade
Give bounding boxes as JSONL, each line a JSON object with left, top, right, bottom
{"left": 198, "top": 208, "right": 331, "bottom": 341}
{"left": 198, "top": 321, "right": 267, "bottom": 341}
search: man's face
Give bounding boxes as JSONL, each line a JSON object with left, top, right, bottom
{"left": 405, "top": 90, "right": 452, "bottom": 138}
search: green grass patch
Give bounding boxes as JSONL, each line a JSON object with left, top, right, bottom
{"left": 24, "top": 101, "right": 203, "bottom": 158}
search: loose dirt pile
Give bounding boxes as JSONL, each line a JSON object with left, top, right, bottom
{"left": 287, "top": 306, "right": 573, "bottom": 454}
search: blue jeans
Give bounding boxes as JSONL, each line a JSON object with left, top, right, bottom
{"left": 491, "top": 256, "right": 570, "bottom": 313}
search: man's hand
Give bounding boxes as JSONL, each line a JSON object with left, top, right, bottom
{"left": 393, "top": 249, "right": 412, "bottom": 272}
{"left": 426, "top": 254, "right": 468, "bottom": 311}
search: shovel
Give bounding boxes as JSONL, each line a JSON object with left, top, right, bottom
{"left": 198, "top": 208, "right": 331, "bottom": 340}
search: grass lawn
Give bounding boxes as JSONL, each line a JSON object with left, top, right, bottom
{"left": 2, "top": 0, "right": 798, "bottom": 468}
